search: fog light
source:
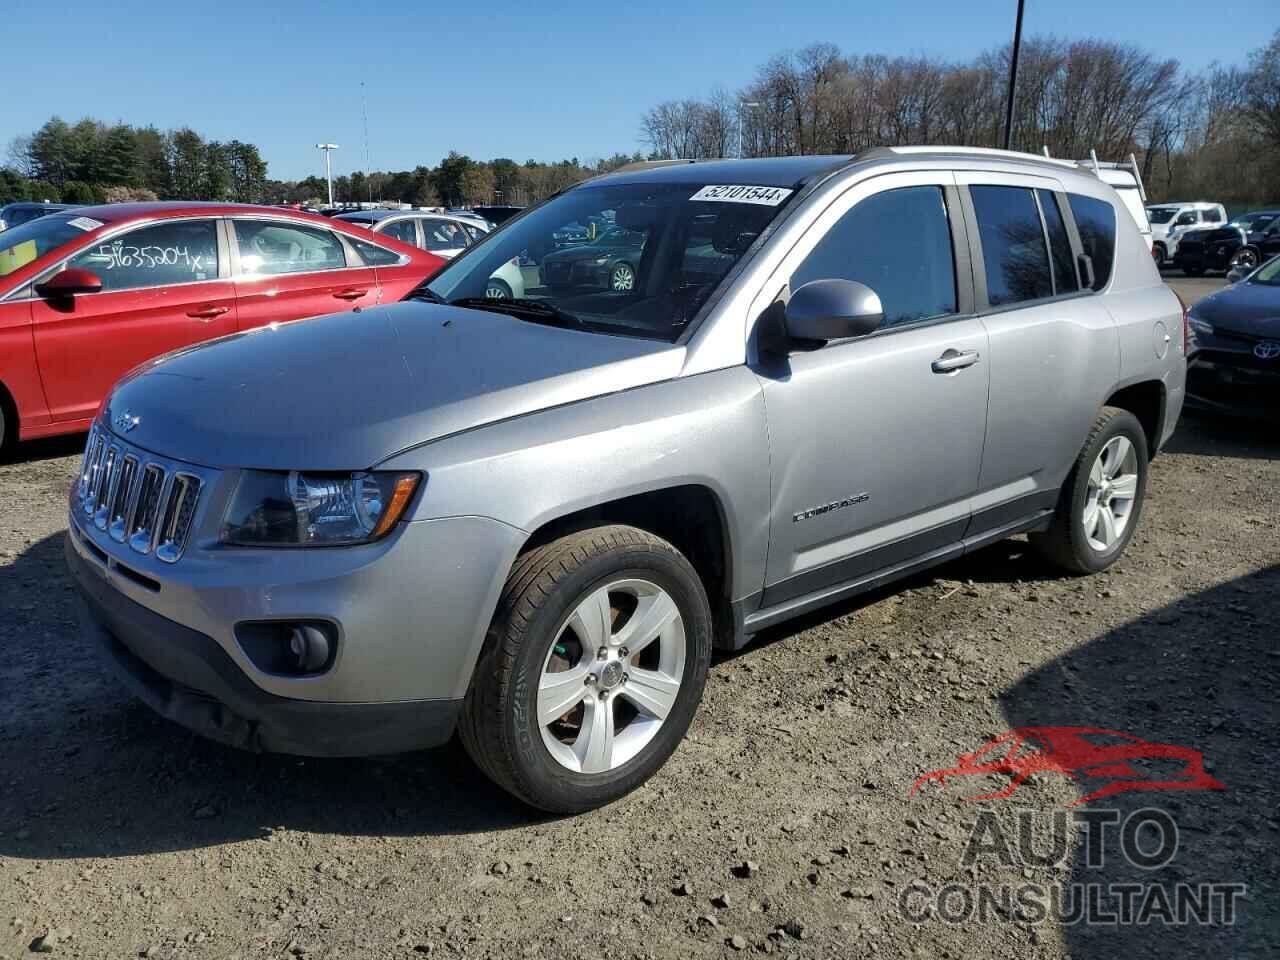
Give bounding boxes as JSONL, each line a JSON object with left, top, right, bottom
{"left": 289, "top": 625, "right": 331, "bottom": 673}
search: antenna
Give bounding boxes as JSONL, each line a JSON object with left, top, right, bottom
{"left": 315, "top": 143, "right": 339, "bottom": 207}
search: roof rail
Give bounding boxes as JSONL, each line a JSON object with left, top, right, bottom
{"left": 868, "top": 145, "right": 1079, "bottom": 169}
{"left": 610, "top": 158, "right": 700, "bottom": 174}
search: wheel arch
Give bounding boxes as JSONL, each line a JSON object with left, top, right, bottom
{"left": 1104, "top": 380, "right": 1166, "bottom": 460}
{"left": 518, "top": 483, "right": 736, "bottom": 649}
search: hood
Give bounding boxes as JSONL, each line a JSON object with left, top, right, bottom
{"left": 106, "top": 302, "right": 684, "bottom": 470}
{"left": 1190, "top": 282, "right": 1280, "bottom": 337}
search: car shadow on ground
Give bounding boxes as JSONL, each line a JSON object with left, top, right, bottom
{"left": 0, "top": 534, "right": 545, "bottom": 861}
{"left": 1, "top": 432, "right": 87, "bottom": 465}
{"left": 995, "top": 564, "right": 1279, "bottom": 958}
{"left": 1165, "top": 410, "right": 1279, "bottom": 461}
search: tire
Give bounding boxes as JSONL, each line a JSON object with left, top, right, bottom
{"left": 1230, "top": 247, "right": 1260, "bottom": 273}
{"left": 1152, "top": 243, "right": 1166, "bottom": 266}
{"left": 609, "top": 262, "right": 635, "bottom": 292}
{"left": 1031, "top": 406, "right": 1149, "bottom": 575}
{"left": 459, "top": 525, "right": 713, "bottom": 813}
{"left": 484, "top": 277, "right": 513, "bottom": 299}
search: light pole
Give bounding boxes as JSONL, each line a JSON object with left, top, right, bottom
{"left": 1002, "top": 0, "right": 1026, "bottom": 151}
{"left": 739, "top": 101, "right": 761, "bottom": 158}
{"left": 315, "top": 143, "right": 339, "bottom": 206}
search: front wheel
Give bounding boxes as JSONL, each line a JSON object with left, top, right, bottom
{"left": 484, "top": 277, "right": 513, "bottom": 299}
{"left": 459, "top": 525, "right": 712, "bottom": 813}
{"left": 609, "top": 262, "right": 635, "bottom": 292}
{"left": 1031, "top": 406, "right": 1148, "bottom": 575}
{"left": 1230, "top": 247, "right": 1260, "bottom": 273}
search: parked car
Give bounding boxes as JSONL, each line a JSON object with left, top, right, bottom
{"left": 67, "top": 149, "right": 1184, "bottom": 813}
{"left": 334, "top": 210, "right": 523, "bottom": 298}
{"left": 541, "top": 225, "right": 646, "bottom": 291}
{"left": 445, "top": 209, "right": 496, "bottom": 231}
{"left": 472, "top": 205, "right": 525, "bottom": 226}
{"left": 0, "top": 201, "right": 79, "bottom": 232}
{"left": 1174, "top": 209, "right": 1280, "bottom": 276}
{"left": 1145, "top": 201, "right": 1227, "bottom": 266}
{"left": 0, "top": 202, "right": 441, "bottom": 450}
{"left": 1185, "top": 253, "right": 1280, "bottom": 416}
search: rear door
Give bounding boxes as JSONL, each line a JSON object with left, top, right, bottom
{"left": 956, "top": 175, "right": 1119, "bottom": 532}
{"left": 31, "top": 217, "right": 235, "bottom": 423}
{"left": 229, "top": 217, "right": 377, "bottom": 330}
{"left": 420, "top": 218, "right": 467, "bottom": 259}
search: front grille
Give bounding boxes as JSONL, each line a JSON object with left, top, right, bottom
{"left": 77, "top": 424, "right": 204, "bottom": 563}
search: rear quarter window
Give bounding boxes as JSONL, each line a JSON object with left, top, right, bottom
{"left": 1067, "top": 194, "right": 1116, "bottom": 292}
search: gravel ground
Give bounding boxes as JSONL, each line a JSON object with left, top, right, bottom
{"left": 2, "top": 278, "right": 1276, "bottom": 959}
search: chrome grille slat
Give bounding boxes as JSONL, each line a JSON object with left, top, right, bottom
{"left": 76, "top": 427, "right": 206, "bottom": 565}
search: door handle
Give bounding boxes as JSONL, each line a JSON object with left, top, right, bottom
{"left": 931, "top": 349, "right": 981, "bottom": 373}
{"left": 186, "top": 305, "right": 230, "bottom": 320}
{"left": 333, "top": 288, "right": 370, "bottom": 301}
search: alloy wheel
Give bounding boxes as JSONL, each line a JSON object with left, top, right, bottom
{"left": 1082, "top": 435, "right": 1139, "bottom": 552}
{"left": 538, "top": 578, "right": 684, "bottom": 774}
{"left": 610, "top": 264, "right": 635, "bottom": 292}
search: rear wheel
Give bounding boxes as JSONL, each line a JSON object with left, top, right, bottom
{"left": 1152, "top": 243, "right": 1167, "bottom": 266}
{"left": 459, "top": 525, "right": 712, "bottom": 813}
{"left": 484, "top": 277, "right": 513, "bottom": 299}
{"left": 1031, "top": 407, "right": 1148, "bottom": 575}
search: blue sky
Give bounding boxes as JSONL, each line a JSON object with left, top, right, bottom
{"left": 3, "top": 0, "right": 1276, "bottom": 181}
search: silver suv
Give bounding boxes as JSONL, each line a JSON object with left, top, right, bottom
{"left": 67, "top": 149, "right": 1186, "bottom": 813}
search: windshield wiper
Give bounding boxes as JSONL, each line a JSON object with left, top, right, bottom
{"left": 404, "top": 284, "right": 446, "bottom": 304}
{"left": 449, "top": 297, "right": 584, "bottom": 329}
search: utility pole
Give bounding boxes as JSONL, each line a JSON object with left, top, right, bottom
{"left": 316, "top": 143, "right": 339, "bottom": 206}
{"left": 1002, "top": 0, "right": 1026, "bottom": 151}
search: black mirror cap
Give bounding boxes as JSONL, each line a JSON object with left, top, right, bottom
{"left": 783, "top": 279, "right": 884, "bottom": 343}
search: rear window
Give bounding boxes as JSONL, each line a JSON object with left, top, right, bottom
{"left": 1066, "top": 194, "right": 1116, "bottom": 291}
{"left": 970, "top": 185, "right": 1053, "bottom": 306}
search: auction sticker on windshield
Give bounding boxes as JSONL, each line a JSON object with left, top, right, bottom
{"left": 689, "top": 185, "right": 793, "bottom": 205}
{"left": 67, "top": 216, "right": 104, "bottom": 231}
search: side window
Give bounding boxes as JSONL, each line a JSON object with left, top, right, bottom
{"left": 1202, "top": 209, "right": 1223, "bottom": 223}
{"left": 382, "top": 219, "right": 419, "bottom": 246}
{"left": 461, "top": 223, "right": 484, "bottom": 244}
{"left": 1174, "top": 211, "right": 1198, "bottom": 226}
{"left": 1036, "top": 190, "right": 1079, "bottom": 295}
{"left": 348, "top": 237, "right": 402, "bottom": 266}
{"left": 421, "top": 218, "right": 466, "bottom": 252}
{"left": 789, "top": 185, "right": 957, "bottom": 329}
{"left": 970, "top": 185, "right": 1053, "bottom": 306}
{"left": 234, "top": 220, "right": 346, "bottom": 275}
{"left": 1066, "top": 194, "right": 1116, "bottom": 292}
{"left": 70, "top": 220, "right": 218, "bottom": 292}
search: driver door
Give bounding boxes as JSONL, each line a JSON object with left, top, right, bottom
{"left": 750, "top": 172, "right": 989, "bottom": 606}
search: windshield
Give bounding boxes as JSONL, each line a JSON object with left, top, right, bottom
{"left": 416, "top": 181, "right": 790, "bottom": 341}
{"left": 0, "top": 213, "right": 95, "bottom": 278}
{"left": 1146, "top": 207, "right": 1177, "bottom": 224}
{"left": 1251, "top": 257, "right": 1280, "bottom": 285}
{"left": 1232, "top": 212, "right": 1277, "bottom": 231}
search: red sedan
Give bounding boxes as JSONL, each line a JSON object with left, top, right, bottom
{"left": 0, "top": 203, "right": 442, "bottom": 450}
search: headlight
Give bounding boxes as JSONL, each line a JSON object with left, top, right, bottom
{"left": 221, "top": 470, "right": 420, "bottom": 546}
{"left": 1188, "top": 315, "right": 1214, "bottom": 337}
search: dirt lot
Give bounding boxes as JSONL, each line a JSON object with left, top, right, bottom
{"left": 1, "top": 278, "right": 1276, "bottom": 959}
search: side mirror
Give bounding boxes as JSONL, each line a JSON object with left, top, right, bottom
{"left": 36, "top": 267, "right": 103, "bottom": 299}
{"left": 783, "top": 279, "right": 883, "bottom": 343}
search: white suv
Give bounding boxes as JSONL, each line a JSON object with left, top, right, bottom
{"left": 1146, "top": 202, "right": 1227, "bottom": 265}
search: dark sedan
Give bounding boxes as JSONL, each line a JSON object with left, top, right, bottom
{"left": 1175, "top": 209, "right": 1280, "bottom": 276}
{"left": 1186, "top": 255, "right": 1280, "bottom": 416}
{"left": 541, "top": 226, "right": 645, "bottom": 292}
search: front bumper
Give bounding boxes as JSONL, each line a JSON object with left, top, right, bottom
{"left": 1186, "top": 353, "right": 1280, "bottom": 417}
{"left": 69, "top": 535, "right": 463, "bottom": 756}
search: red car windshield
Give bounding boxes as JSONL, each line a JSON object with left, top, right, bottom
{"left": 0, "top": 214, "right": 101, "bottom": 278}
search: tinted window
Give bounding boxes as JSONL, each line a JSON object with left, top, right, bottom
{"left": 971, "top": 185, "right": 1053, "bottom": 306}
{"left": 381, "top": 219, "right": 418, "bottom": 246}
{"left": 235, "top": 221, "right": 345, "bottom": 275}
{"left": 1202, "top": 209, "right": 1223, "bottom": 223}
{"left": 461, "top": 223, "right": 484, "bottom": 244}
{"left": 422, "top": 218, "right": 467, "bottom": 252}
{"left": 1066, "top": 194, "right": 1116, "bottom": 291}
{"left": 1037, "top": 190, "right": 1079, "bottom": 294}
{"left": 349, "top": 237, "right": 402, "bottom": 266}
{"left": 790, "top": 185, "right": 957, "bottom": 328}
{"left": 70, "top": 220, "right": 218, "bottom": 292}
{"left": 1175, "top": 211, "right": 1198, "bottom": 226}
